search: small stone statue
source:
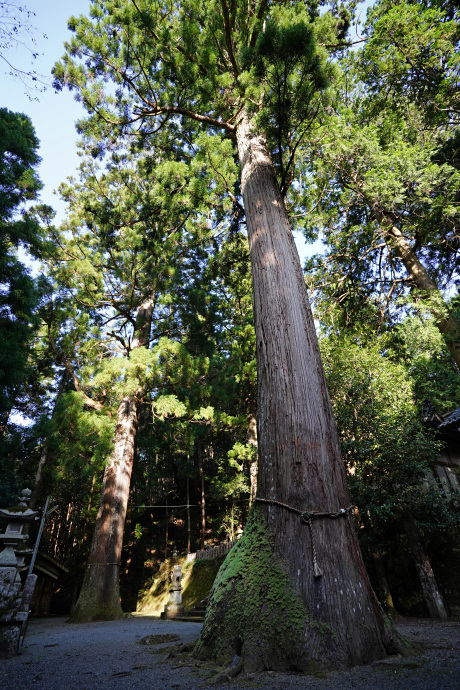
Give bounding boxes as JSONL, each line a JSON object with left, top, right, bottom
{"left": 171, "top": 564, "right": 182, "bottom": 589}
{"left": 161, "top": 564, "right": 185, "bottom": 619}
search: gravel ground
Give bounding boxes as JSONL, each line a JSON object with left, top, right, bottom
{"left": 0, "top": 615, "right": 459, "bottom": 689}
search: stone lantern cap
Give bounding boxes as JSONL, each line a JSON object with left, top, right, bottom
{"left": 0, "top": 489, "right": 37, "bottom": 523}
{"left": 0, "top": 490, "right": 38, "bottom": 550}
{"left": 0, "top": 508, "right": 37, "bottom": 521}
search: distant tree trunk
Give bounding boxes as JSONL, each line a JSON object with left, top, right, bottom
{"left": 164, "top": 494, "right": 169, "bottom": 561}
{"left": 69, "top": 294, "right": 154, "bottom": 622}
{"left": 370, "top": 551, "right": 397, "bottom": 615}
{"left": 86, "top": 472, "right": 97, "bottom": 514}
{"left": 230, "top": 501, "right": 235, "bottom": 541}
{"left": 69, "top": 393, "right": 139, "bottom": 621}
{"left": 0, "top": 409, "right": 10, "bottom": 436}
{"left": 360, "top": 512, "right": 397, "bottom": 615}
{"left": 247, "top": 414, "right": 258, "bottom": 507}
{"left": 384, "top": 219, "right": 460, "bottom": 369}
{"left": 186, "top": 471, "right": 191, "bottom": 553}
{"left": 196, "top": 114, "right": 398, "bottom": 671}
{"left": 30, "top": 370, "right": 68, "bottom": 511}
{"left": 403, "top": 518, "right": 448, "bottom": 620}
{"left": 197, "top": 439, "right": 206, "bottom": 550}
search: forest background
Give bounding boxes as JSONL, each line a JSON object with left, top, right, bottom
{"left": 1, "top": 0, "right": 460, "bottom": 623}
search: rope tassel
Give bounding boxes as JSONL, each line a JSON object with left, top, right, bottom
{"left": 302, "top": 515, "right": 323, "bottom": 578}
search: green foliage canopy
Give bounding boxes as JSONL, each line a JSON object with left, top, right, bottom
{"left": 0, "top": 107, "right": 45, "bottom": 421}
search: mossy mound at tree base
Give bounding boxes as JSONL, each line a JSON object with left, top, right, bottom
{"left": 194, "top": 507, "right": 311, "bottom": 672}
{"left": 68, "top": 602, "right": 126, "bottom": 623}
{"left": 136, "top": 555, "right": 226, "bottom": 615}
{"left": 194, "top": 506, "right": 399, "bottom": 673}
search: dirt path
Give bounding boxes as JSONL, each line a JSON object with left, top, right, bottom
{"left": 0, "top": 615, "right": 459, "bottom": 689}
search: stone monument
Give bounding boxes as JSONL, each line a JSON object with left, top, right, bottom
{"left": 161, "top": 564, "right": 185, "bottom": 619}
{"left": 0, "top": 489, "right": 38, "bottom": 657}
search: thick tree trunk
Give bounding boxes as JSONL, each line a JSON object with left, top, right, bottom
{"left": 70, "top": 393, "right": 139, "bottom": 621}
{"left": 403, "top": 518, "right": 447, "bottom": 620}
{"left": 195, "top": 114, "right": 397, "bottom": 671}
{"left": 385, "top": 222, "right": 460, "bottom": 369}
{"left": 69, "top": 294, "right": 154, "bottom": 622}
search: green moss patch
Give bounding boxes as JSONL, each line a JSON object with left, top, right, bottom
{"left": 194, "top": 505, "right": 309, "bottom": 671}
{"left": 182, "top": 557, "right": 226, "bottom": 609}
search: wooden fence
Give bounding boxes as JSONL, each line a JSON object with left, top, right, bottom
{"left": 186, "top": 540, "right": 236, "bottom": 563}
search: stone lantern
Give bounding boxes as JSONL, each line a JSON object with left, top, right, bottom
{"left": 161, "top": 564, "right": 185, "bottom": 619}
{"left": 0, "top": 489, "right": 38, "bottom": 658}
{"left": 0, "top": 489, "right": 36, "bottom": 568}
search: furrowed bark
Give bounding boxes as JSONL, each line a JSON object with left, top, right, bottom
{"left": 195, "top": 114, "right": 397, "bottom": 671}
{"left": 69, "top": 294, "right": 154, "bottom": 622}
{"left": 70, "top": 394, "right": 139, "bottom": 621}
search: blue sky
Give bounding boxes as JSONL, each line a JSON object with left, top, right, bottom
{"left": 1, "top": 0, "right": 91, "bottom": 223}
{"left": 2, "top": 0, "right": 372, "bottom": 261}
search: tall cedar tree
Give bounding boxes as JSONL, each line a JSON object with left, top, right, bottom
{"left": 54, "top": 1, "right": 398, "bottom": 669}
{"left": 48, "top": 142, "right": 225, "bottom": 620}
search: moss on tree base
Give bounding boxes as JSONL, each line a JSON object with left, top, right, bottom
{"left": 68, "top": 597, "right": 125, "bottom": 623}
{"left": 194, "top": 505, "right": 399, "bottom": 672}
{"left": 68, "top": 604, "right": 125, "bottom": 623}
{"left": 68, "top": 563, "right": 125, "bottom": 623}
{"left": 195, "top": 506, "right": 314, "bottom": 672}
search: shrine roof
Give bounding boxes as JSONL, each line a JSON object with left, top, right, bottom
{"left": 439, "top": 406, "right": 460, "bottom": 429}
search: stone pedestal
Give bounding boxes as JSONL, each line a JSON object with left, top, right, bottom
{"left": 161, "top": 587, "right": 185, "bottom": 618}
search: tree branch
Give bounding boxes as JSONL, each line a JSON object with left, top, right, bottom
{"left": 47, "top": 326, "right": 108, "bottom": 414}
